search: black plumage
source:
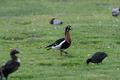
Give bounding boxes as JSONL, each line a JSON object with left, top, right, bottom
{"left": 46, "top": 38, "right": 65, "bottom": 50}
{"left": 46, "top": 25, "right": 72, "bottom": 56}
{"left": 86, "top": 52, "right": 108, "bottom": 65}
{"left": 0, "top": 49, "right": 20, "bottom": 80}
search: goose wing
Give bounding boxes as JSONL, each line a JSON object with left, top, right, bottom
{"left": 91, "top": 52, "right": 107, "bottom": 61}
{"left": 46, "top": 38, "right": 65, "bottom": 48}
{"left": 3, "top": 60, "right": 20, "bottom": 72}
{"left": 53, "top": 19, "right": 63, "bottom": 25}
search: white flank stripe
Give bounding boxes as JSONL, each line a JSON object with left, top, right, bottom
{"left": 52, "top": 40, "right": 65, "bottom": 50}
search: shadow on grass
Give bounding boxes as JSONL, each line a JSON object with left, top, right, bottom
{"left": 115, "top": 41, "right": 120, "bottom": 44}
{"left": 56, "top": 55, "right": 75, "bottom": 60}
{"left": 79, "top": 41, "right": 102, "bottom": 44}
{"left": 61, "top": 62, "right": 80, "bottom": 66}
{"left": 11, "top": 75, "right": 34, "bottom": 80}
{"left": 37, "top": 63, "right": 53, "bottom": 66}
{"left": 15, "top": 21, "right": 31, "bottom": 25}
{"left": 1, "top": 36, "right": 24, "bottom": 41}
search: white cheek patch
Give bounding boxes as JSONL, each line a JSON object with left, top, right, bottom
{"left": 17, "top": 58, "right": 21, "bottom": 63}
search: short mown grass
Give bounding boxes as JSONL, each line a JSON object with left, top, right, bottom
{"left": 0, "top": 0, "right": 120, "bottom": 80}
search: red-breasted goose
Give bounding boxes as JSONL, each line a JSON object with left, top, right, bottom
{"left": 46, "top": 25, "right": 72, "bottom": 56}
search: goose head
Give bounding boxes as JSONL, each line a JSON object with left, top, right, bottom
{"left": 65, "top": 25, "right": 72, "bottom": 32}
{"left": 10, "top": 49, "right": 20, "bottom": 59}
{"left": 50, "top": 18, "right": 55, "bottom": 24}
{"left": 86, "top": 58, "right": 91, "bottom": 65}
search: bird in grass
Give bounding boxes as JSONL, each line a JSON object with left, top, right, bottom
{"left": 112, "top": 7, "right": 120, "bottom": 17}
{"left": 86, "top": 52, "right": 108, "bottom": 65}
{"left": 49, "top": 18, "right": 63, "bottom": 25}
{"left": 0, "top": 49, "right": 21, "bottom": 80}
{"left": 46, "top": 25, "right": 72, "bottom": 56}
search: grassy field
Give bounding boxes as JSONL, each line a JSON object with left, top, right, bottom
{"left": 0, "top": 0, "right": 120, "bottom": 80}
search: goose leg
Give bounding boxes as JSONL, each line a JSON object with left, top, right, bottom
{"left": 0, "top": 76, "right": 2, "bottom": 80}
{"left": 62, "top": 50, "right": 68, "bottom": 54}
{"left": 0, "top": 71, "right": 3, "bottom": 80}
{"left": 61, "top": 50, "right": 68, "bottom": 55}
{"left": 100, "top": 62, "right": 103, "bottom": 64}
{"left": 5, "top": 76, "right": 8, "bottom": 80}
{"left": 96, "top": 63, "right": 99, "bottom": 65}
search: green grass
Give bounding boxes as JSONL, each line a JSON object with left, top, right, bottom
{"left": 0, "top": 0, "right": 120, "bottom": 80}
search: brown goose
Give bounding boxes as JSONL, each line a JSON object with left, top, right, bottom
{"left": 0, "top": 49, "right": 20, "bottom": 80}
